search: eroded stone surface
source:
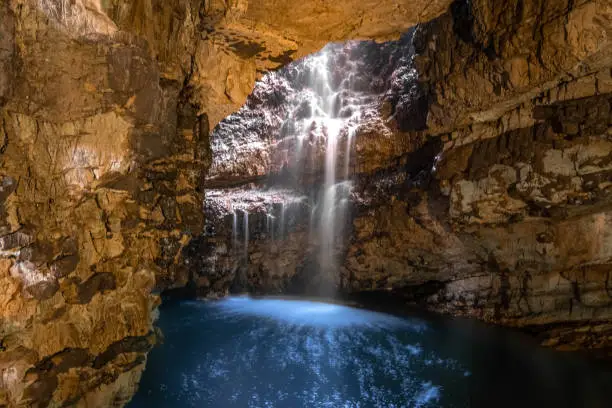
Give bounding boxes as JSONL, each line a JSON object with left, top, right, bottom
{"left": 191, "top": 0, "right": 452, "bottom": 127}
{"left": 206, "top": 34, "right": 424, "bottom": 186}
{"left": 0, "top": 1, "right": 204, "bottom": 406}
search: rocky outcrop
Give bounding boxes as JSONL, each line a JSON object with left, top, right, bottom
{"left": 192, "top": 0, "right": 612, "bottom": 356}
{"left": 205, "top": 35, "right": 422, "bottom": 186}
{"left": 0, "top": 1, "right": 208, "bottom": 406}
{"left": 418, "top": 0, "right": 612, "bottom": 134}
{"left": 398, "top": 0, "right": 612, "bottom": 348}
{"left": 1, "top": 0, "right": 611, "bottom": 405}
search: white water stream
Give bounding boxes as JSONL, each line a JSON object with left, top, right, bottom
{"left": 226, "top": 43, "right": 371, "bottom": 285}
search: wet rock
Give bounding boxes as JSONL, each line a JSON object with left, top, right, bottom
{"left": 207, "top": 36, "right": 425, "bottom": 185}
{"left": 178, "top": 199, "right": 204, "bottom": 234}
{"left": 0, "top": 231, "right": 33, "bottom": 252}
{"left": 92, "top": 333, "right": 157, "bottom": 369}
{"left": 33, "top": 348, "right": 92, "bottom": 376}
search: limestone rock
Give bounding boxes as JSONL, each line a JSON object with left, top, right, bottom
{"left": 2, "top": 0, "right": 612, "bottom": 405}
{"left": 0, "top": 1, "right": 200, "bottom": 406}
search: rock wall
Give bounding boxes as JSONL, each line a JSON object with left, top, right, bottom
{"left": 0, "top": 1, "right": 207, "bottom": 406}
{"left": 406, "top": 0, "right": 612, "bottom": 351}
{"left": 194, "top": 0, "right": 612, "bottom": 355}
{"left": 0, "top": 0, "right": 451, "bottom": 406}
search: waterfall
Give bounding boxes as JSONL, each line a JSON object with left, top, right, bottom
{"left": 230, "top": 207, "right": 250, "bottom": 262}
{"left": 279, "top": 201, "right": 286, "bottom": 240}
{"left": 344, "top": 127, "right": 355, "bottom": 179}
{"left": 232, "top": 209, "right": 238, "bottom": 251}
{"left": 266, "top": 214, "right": 274, "bottom": 241}
{"left": 298, "top": 47, "right": 357, "bottom": 280}
{"left": 243, "top": 210, "right": 249, "bottom": 259}
{"left": 218, "top": 42, "right": 369, "bottom": 292}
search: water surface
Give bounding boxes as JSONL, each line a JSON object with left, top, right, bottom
{"left": 129, "top": 297, "right": 612, "bottom": 408}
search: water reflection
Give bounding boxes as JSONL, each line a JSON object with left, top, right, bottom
{"left": 129, "top": 297, "right": 612, "bottom": 408}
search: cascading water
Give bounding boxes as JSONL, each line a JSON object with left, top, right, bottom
{"left": 243, "top": 210, "right": 249, "bottom": 258}
{"left": 232, "top": 209, "right": 238, "bottom": 251}
{"left": 299, "top": 48, "right": 357, "bottom": 282}
{"left": 229, "top": 206, "right": 251, "bottom": 264}
{"left": 201, "top": 32, "right": 424, "bottom": 295}
{"left": 279, "top": 201, "right": 286, "bottom": 240}
{"left": 216, "top": 42, "right": 368, "bottom": 292}
{"left": 276, "top": 44, "right": 366, "bottom": 287}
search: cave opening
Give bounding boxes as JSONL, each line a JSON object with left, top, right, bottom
{"left": 185, "top": 31, "right": 427, "bottom": 299}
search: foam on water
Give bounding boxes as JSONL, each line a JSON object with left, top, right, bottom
{"left": 214, "top": 297, "right": 423, "bottom": 330}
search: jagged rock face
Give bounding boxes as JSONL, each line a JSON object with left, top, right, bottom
{"left": 189, "top": 34, "right": 427, "bottom": 297}
{"left": 0, "top": 1, "right": 207, "bottom": 406}
{"left": 0, "top": 0, "right": 452, "bottom": 406}
{"left": 418, "top": 91, "right": 612, "bottom": 343}
{"left": 192, "top": 0, "right": 612, "bottom": 355}
{"left": 417, "top": 0, "right": 612, "bottom": 133}
{"left": 190, "top": 0, "right": 451, "bottom": 127}
{"left": 185, "top": 189, "right": 313, "bottom": 295}
{"left": 0, "top": 0, "right": 611, "bottom": 405}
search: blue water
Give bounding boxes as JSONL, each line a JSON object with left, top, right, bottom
{"left": 129, "top": 297, "right": 612, "bottom": 408}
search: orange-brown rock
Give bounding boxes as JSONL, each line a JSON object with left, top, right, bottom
{"left": 191, "top": 0, "right": 452, "bottom": 127}
{"left": 0, "top": 1, "right": 205, "bottom": 406}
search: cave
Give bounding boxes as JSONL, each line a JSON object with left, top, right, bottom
{"left": 1, "top": 0, "right": 612, "bottom": 407}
